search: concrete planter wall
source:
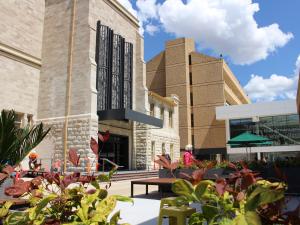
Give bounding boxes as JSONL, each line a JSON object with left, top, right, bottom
{"left": 159, "top": 168, "right": 235, "bottom": 180}
{"left": 159, "top": 167, "right": 300, "bottom": 194}
{"left": 255, "top": 167, "right": 300, "bottom": 194}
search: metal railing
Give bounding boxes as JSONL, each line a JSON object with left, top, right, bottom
{"left": 261, "top": 124, "right": 300, "bottom": 145}
{"left": 99, "top": 158, "right": 123, "bottom": 172}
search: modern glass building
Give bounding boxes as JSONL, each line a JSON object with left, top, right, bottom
{"left": 216, "top": 100, "right": 300, "bottom": 160}
{"left": 230, "top": 114, "right": 300, "bottom": 147}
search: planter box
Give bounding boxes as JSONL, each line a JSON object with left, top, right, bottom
{"left": 255, "top": 167, "right": 300, "bottom": 194}
{"left": 159, "top": 168, "right": 235, "bottom": 180}
{"left": 159, "top": 166, "right": 300, "bottom": 194}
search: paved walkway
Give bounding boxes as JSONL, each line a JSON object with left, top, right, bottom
{"left": 110, "top": 198, "right": 165, "bottom": 225}
{"left": 107, "top": 179, "right": 160, "bottom": 197}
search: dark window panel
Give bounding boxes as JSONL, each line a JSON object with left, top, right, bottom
{"left": 95, "top": 21, "right": 133, "bottom": 111}
{"left": 124, "top": 42, "right": 133, "bottom": 109}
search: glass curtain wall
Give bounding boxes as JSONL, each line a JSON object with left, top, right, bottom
{"left": 229, "top": 114, "right": 300, "bottom": 147}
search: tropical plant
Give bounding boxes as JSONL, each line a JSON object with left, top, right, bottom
{"left": 1, "top": 132, "right": 131, "bottom": 225}
{"left": 0, "top": 110, "right": 50, "bottom": 168}
{"left": 154, "top": 155, "right": 179, "bottom": 177}
{"left": 172, "top": 163, "right": 300, "bottom": 225}
{"left": 2, "top": 148, "right": 132, "bottom": 225}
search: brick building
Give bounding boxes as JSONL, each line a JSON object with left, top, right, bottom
{"left": 146, "top": 38, "right": 250, "bottom": 159}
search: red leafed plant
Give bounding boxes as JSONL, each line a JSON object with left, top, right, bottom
{"left": 155, "top": 155, "right": 179, "bottom": 171}
{"left": 89, "top": 130, "right": 110, "bottom": 171}
{"left": 68, "top": 148, "right": 80, "bottom": 167}
{"left": 98, "top": 130, "right": 110, "bottom": 143}
{"left": 180, "top": 168, "right": 207, "bottom": 186}
{"left": 2, "top": 146, "right": 129, "bottom": 225}
{"left": 90, "top": 137, "right": 98, "bottom": 156}
{"left": 0, "top": 165, "right": 14, "bottom": 184}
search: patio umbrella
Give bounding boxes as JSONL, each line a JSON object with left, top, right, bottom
{"left": 227, "top": 132, "right": 272, "bottom": 160}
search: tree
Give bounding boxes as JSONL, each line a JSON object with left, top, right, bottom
{"left": 0, "top": 110, "right": 50, "bottom": 168}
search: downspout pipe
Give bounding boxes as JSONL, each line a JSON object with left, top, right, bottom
{"left": 63, "top": 0, "right": 77, "bottom": 173}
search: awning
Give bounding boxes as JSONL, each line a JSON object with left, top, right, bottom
{"left": 227, "top": 132, "right": 271, "bottom": 146}
{"left": 98, "top": 109, "right": 163, "bottom": 128}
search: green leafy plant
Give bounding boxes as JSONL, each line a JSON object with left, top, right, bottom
{"left": 0, "top": 201, "right": 13, "bottom": 221}
{"left": 172, "top": 163, "right": 299, "bottom": 225}
{"left": 4, "top": 174, "right": 132, "bottom": 225}
{"left": 1, "top": 138, "right": 132, "bottom": 224}
{"left": 0, "top": 110, "right": 50, "bottom": 168}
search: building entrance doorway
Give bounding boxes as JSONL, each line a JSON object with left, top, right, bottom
{"left": 99, "top": 134, "right": 129, "bottom": 171}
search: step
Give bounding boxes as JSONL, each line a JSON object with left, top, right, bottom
{"left": 111, "top": 170, "right": 159, "bottom": 181}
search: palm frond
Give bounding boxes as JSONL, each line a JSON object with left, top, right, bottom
{"left": 0, "top": 110, "right": 50, "bottom": 167}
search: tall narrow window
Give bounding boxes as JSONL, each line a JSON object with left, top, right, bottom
{"left": 191, "top": 113, "right": 194, "bottom": 127}
{"left": 169, "top": 111, "right": 173, "bottom": 128}
{"left": 150, "top": 104, "right": 155, "bottom": 116}
{"left": 189, "top": 55, "right": 192, "bottom": 65}
{"left": 162, "top": 143, "right": 166, "bottom": 155}
{"left": 192, "top": 135, "right": 195, "bottom": 147}
{"left": 151, "top": 141, "right": 155, "bottom": 161}
{"left": 189, "top": 72, "right": 192, "bottom": 85}
{"left": 170, "top": 144, "right": 174, "bottom": 161}
{"left": 190, "top": 92, "right": 193, "bottom": 106}
{"left": 123, "top": 42, "right": 133, "bottom": 109}
{"left": 96, "top": 23, "right": 112, "bottom": 111}
{"left": 111, "top": 34, "right": 124, "bottom": 109}
{"left": 160, "top": 107, "right": 164, "bottom": 121}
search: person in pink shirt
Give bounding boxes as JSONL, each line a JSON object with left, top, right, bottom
{"left": 183, "top": 144, "right": 194, "bottom": 167}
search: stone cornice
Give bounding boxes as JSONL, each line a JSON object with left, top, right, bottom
{"left": 149, "top": 91, "right": 177, "bottom": 107}
{"left": 0, "top": 42, "right": 41, "bottom": 69}
{"left": 107, "top": 0, "right": 139, "bottom": 28}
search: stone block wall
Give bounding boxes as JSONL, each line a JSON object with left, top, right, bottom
{"left": 0, "top": 56, "right": 40, "bottom": 116}
{"left": 37, "top": 115, "right": 98, "bottom": 172}
{"left": 0, "top": 0, "right": 44, "bottom": 117}
{"left": 135, "top": 94, "right": 181, "bottom": 170}
{"left": 0, "top": 0, "right": 44, "bottom": 59}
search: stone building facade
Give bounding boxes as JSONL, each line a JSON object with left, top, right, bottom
{"left": 0, "top": 0, "right": 164, "bottom": 171}
{"left": 146, "top": 38, "right": 251, "bottom": 159}
{"left": 135, "top": 92, "right": 180, "bottom": 169}
{"left": 0, "top": 0, "right": 44, "bottom": 125}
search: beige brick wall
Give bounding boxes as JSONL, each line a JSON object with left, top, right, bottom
{"left": 165, "top": 38, "right": 195, "bottom": 149}
{"left": 146, "top": 38, "right": 249, "bottom": 153}
{"left": 38, "top": 0, "right": 92, "bottom": 119}
{"left": 146, "top": 52, "right": 166, "bottom": 97}
{"left": 0, "top": 0, "right": 44, "bottom": 58}
{"left": 0, "top": 56, "right": 40, "bottom": 116}
{"left": 0, "top": 0, "right": 44, "bottom": 117}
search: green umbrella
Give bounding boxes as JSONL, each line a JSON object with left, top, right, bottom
{"left": 227, "top": 132, "right": 272, "bottom": 160}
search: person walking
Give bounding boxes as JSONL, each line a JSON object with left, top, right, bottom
{"left": 183, "top": 144, "right": 194, "bottom": 167}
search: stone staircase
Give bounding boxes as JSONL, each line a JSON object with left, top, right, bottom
{"left": 111, "top": 170, "right": 158, "bottom": 181}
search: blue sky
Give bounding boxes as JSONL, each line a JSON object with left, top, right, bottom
{"left": 118, "top": 0, "right": 300, "bottom": 102}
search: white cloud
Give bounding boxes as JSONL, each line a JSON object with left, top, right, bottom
{"left": 117, "top": 0, "right": 138, "bottom": 18}
{"left": 157, "top": 0, "right": 293, "bottom": 65}
{"left": 117, "top": 0, "right": 293, "bottom": 65}
{"left": 145, "top": 24, "right": 159, "bottom": 35}
{"left": 136, "top": 0, "right": 159, "bottom": 21}
{"left": 117, "top": 0, "right": 160, "bottom": 35}
{"left": 244, "top": 55, "right": 300, "bottom": 102}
